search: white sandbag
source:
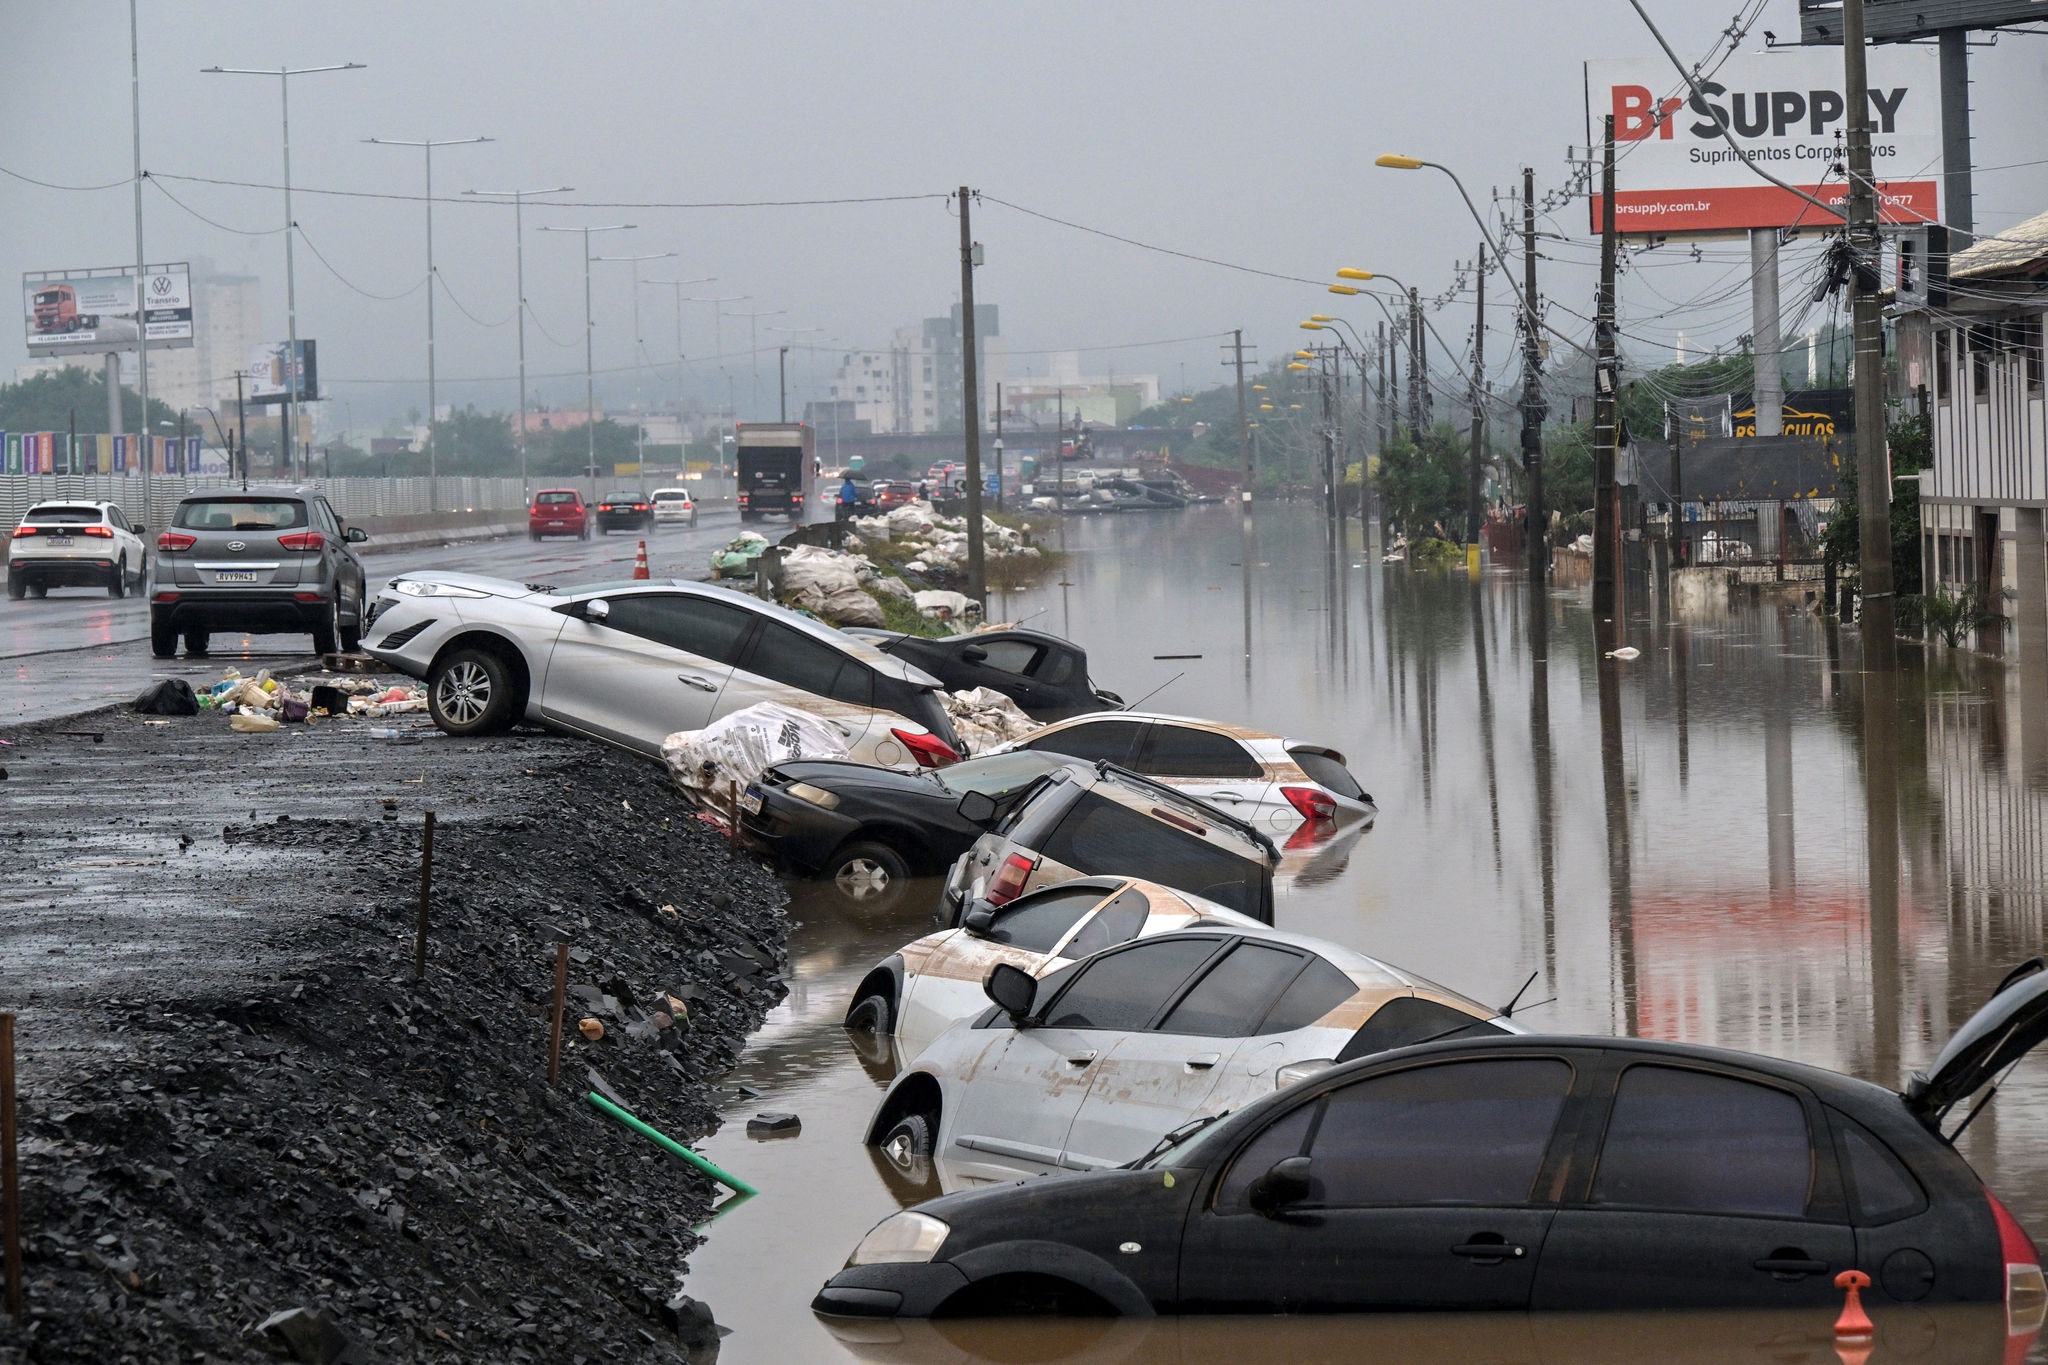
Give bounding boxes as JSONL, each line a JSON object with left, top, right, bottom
{"left": 869, "top": 574, "right": 914, "bottom": 601}
{"left": 661, "top": 702, "right": 853, "bottom": 803}
{"left": 943, "top": 687, "right": 1040, "bottom": 751}
{"left": 914, "top": 589, "right": 979, "bottom": 621}
{"left": 885, "top": 505, "right": 938, "bottom": 538}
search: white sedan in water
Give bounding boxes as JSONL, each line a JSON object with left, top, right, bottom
{"left": 364, "top": 572, "right": 964, "bottom": 766}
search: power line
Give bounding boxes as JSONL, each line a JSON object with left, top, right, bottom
{"left": 979, "top": 195, "right": 1325, "bottom": 287}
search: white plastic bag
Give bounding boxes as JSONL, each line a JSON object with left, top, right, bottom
{"left": 661, "top": 702, "right": 853, "bottom": 803}
{"left": 943, "top": 687, "right": 1040, "bottom": 751}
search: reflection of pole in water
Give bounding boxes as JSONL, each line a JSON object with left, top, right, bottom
{"left": 1240, "top": 512, "right": 1254, "bottom": 699}
{"left": 1596, "top": 614, "right": 1636, "bottom": 1038}
{"left": 1765, "top": 612, "right": 1797, "bottom": 896}
{"left": 1471, "top": 579, "right": 1503, "bottom": 872}
{"left": 1863, "top": 631, "right": 1901, "bottom": 1090}
{"left": 1673, "top": 625, "right": 1691, "bottom": 788}
{"left": 1528, "top": 579, "right": 1558, "bottom": 992}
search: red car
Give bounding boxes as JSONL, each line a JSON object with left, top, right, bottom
{"left": 528, "top": 489, "right": 591, "bottom": 541}
{"left": 873, "top": 480, "right": 919, "bottom": 510}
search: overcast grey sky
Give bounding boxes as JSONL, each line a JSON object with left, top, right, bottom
{"left": 6, "top": 1, "right": 2045, "bottom": 429}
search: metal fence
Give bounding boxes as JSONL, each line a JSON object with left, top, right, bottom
{"left": 1, "top": 474, "right": 534, "bottom": 531}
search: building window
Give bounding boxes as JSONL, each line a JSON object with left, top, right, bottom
{"left": 1935, "top": 328, "right": 1950, "bottom": 404}
{"left": 1970, "top": 325, "right": 1994, "bottom": 400}
{"left": 2015, "top": 315, "right": 2044, "bottom": 397}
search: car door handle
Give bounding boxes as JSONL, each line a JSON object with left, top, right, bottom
{"left": 1185, "top": 1053, "right": 1221, "bottom": 1070}
{"left": 1065, "top": 1051, "right": 1098, "bottom": 1067}
{"left": 1753, "top": 1255, "right": 1828, "bottom": 1277}
{"left": 678, "top": 674, "right": 719, "bottom": 692}
{"left": 1210, "top": 791, "right": 1245, "bottom": 803}
{"left": 1451, "top": 1241, "right": 1526, "bottom": 1261}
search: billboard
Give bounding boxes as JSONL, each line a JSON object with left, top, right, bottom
{"left": 22, "top": 264, "right": 192, "bottom": 356}
{"left": 246, "top": 340, "right": 318, "bottom": 405}
{"left": 1584, "top": 47, "right": 1941, "bottom": 237}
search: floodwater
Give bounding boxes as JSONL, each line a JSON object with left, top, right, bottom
{"left": 685, "top": 500, "right": 2048, "bottom": 1363}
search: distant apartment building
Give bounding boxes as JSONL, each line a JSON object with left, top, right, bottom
{"left": 1000, "top": 350, "right": 1160, "bottom": 428}
{"left": 816, "top": 304, "right": 1001, "bottom": 435}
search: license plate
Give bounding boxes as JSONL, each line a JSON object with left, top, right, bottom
{"left": 48, "top": 535, "right": 72, "bottom": 546}
{"left": 739, "top": 788, "right": 763, "bottom": 816}
{"left": 211, "top": 571, "right": 258, "bottom": 584}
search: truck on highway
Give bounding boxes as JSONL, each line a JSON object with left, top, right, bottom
{"left": 736, "top": 422, "right": 813, "bottom": 524}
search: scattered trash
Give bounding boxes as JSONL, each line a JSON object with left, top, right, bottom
{"left": 710, "top": 531, "right": 771, "bottom": 580}
{"left": 578, "top": 1017, "right": 606, "bottom": 1041}
{"left": 746, "top": 1111, "right": 801, "bottom": 1139}
{"left": 1605, "top": 646, "right": 1642, "bottom": 660}
{"left": 660, "top": 703, "right": 852, "bottom": 805}
{"left": 229, "top": 712, "right": 281, "bottom": 734}
{"left": 309, "top": 684, "right": 350, "bottom": 716}
{"left": 132, "top": 679, "right": 200, "bottom": 716}
{"left": 914, "top": 588, "right": 979, "bottom": 622}
{"left": 942, "top": 687, "right": 1039, "bottom": 751}
{"left": 55, "top": 730, "right": 105, "bottom": 743}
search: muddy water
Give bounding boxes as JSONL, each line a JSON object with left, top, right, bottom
{"left": 686, "top": 501, "right": 2048, "bottom": 1363}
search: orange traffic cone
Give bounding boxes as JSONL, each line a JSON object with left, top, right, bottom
{"left": 633, "top": 540, "right": 650, "bottom": 581}
{"left": 1833, "top": 1269, "right": 1874, "bottom": 1343}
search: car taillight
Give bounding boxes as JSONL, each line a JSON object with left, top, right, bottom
{"left": 986, "top": 853, "right": 1034, "bottom": 907}
{"left": 157, "top": 531, "right": 196, "bottom": 551}
{"left": 277, "top": 532, "right": 325, "bottom": 551}
{"left": 792, "top": 493, "right": 805, "bottom": 504}
{"left": 1281, "top": 785, "right": 1337, "bottom": 821}
{"left": 738, "top": 493, "right": 749, "bottom": 505}
{"left": 79, "top": 525, "right": 114, "bottom": 538}
{"left": 892, "top": 727, "right": 960, "bottom": 769}
{"left": 151, "top": 591, "right": 179, "bottom": 603}
{"left": 634, "top": 503, "right": 649, "bottom": 511}
{"left": 1988, "top": 1191, "right": 2048, "bottom": 1327}
{"left": 11, "top": 526, "right": 36, "bottom": 537}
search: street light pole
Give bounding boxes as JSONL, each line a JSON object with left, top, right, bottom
{"left": 203, "top": 61, "right": 365, "bottom": 482}
{"left": 592, "top": 250, "right": 676, "bottom": 477}
{"left": 537, "top": 223, "right": 635, "bottom": 485}
{"left": 366, "top": 134, "right": 491, "bottom": 510}
{"left": 128, "top": 0, "right": 150, "bottom": 520}
{"left": 465, "top": 186, "right": 572, "bottom": 496}
{"left": 643, "top": 276, "right": 716, "bottom": 473}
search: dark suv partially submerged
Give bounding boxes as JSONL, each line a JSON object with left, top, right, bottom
{"left": 149, "top": 488, "right": 370, "bottom": 657}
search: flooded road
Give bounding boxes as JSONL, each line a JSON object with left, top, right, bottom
{"left": 686, "top": 500, "right": 2048, "bottom": 1362}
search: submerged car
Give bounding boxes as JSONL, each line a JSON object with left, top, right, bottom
{"left": 823, "top": 962, "right": 2048, "bottom": 1320}
{"left": 862, "top": 924, "right": 1513, "bottom": 1188}
{"left": 941, "top": 761, "right": 1278, "bottom": 926}
{"left": 848, "top": 628, "right": 1122, "bottom": 722}
{"left": 846, "top": 876, "right": 1267, "bottom": 1058}
{"left": 6, "top": 500, "right": 148, "bottom": 599}
{"left": 991, "top": 712, "right": 1372, "bottom": 829}
{"left": 742, "top": 749, "right": 1073, "bottom": 914}
{"left": 148, "top": 488, "right": 370, "bottom": 658}
{"left": 364, "top": 573, "right": 963, "bottom": 766}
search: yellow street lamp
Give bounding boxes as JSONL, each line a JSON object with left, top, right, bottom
{"left": 1336, "top": 268, "right": 1375, "bottom": 281}
{"left": 1294, "top": 349, "right": 1315, "bottom": 359}
{"left": 1309, "top": 314, "right": 1335, "bottom": 323}
{"left": 1286, "top": 362, "right": 1310, "bottom": 371}
{"left": 1289, "top": 403, "right": 1303, "bottom": 409}
{"left": 1374, "top": 154, "right": 1425, "bottom": 170}
{"left": 1251, "top": 383, "right": 1267, "bottom": 391}
{"left": 1328, "top": 284, "right": 1362, "bottom": 296}
{"left": 1259, "top": 402, "right": 1274, "bottom": 411}
{"left": 1299, "top": 321, "right": 1326, "bottom": 331}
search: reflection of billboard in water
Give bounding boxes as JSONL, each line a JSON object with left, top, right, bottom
{"left": 22, "top": 265, "right": 192, "bottom": 355}
{"left": 246, "top": 340, "right": 318, "bottom": 405}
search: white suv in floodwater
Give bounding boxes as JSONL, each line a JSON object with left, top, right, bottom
{"left": 7, "top": 500, "right": 149, "bottom": 599}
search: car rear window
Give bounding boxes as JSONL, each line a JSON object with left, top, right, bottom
{"left": 1338, "top": 996, "right": 1505, "bottom": 1061}
{"left": 936, "top": 750, "right": 1066, "bottom": 797}
{"left": 653, "top": 491, "right": 690, "bottom": 501}
{"left": 535, "top": 491, "right": 578, "bottom": 505}
{"left": 1288, "top": 746, "right": 1366, "bottom": 800}
{"left": 1590, "top": 1066, "right": 1812, "bottom": 1217}
{"left": 982, "top": 887, "right": 1104, "bottom": 953}
{"left": 25, "top": 505, "right": 103, "bottom": 524}
{"left": 1831, "top": 1112, "right": 1926, "bottom": 1223}
{"left": 1259, "top": 956, "right": 1361, "bottom": 1034}
{"left": 175, "top": 499, "right": 306, "bottom": 531}
{"left": 1041, "top": 790, "right": 1265, "bottom": 918}
{"left": 1059, "top": 888, "right": 1151, "bottom": 960}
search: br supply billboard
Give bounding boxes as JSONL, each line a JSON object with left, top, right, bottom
{"left": 246, "top": 339, "right": 319, "bottom": 405}
{"left": 23, "top": 264, "right": 192, "bottom": 356}
{"left": 1584, "top": 47, "right": 1941, "bottom": 237}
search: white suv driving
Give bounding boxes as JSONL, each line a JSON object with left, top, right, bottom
{"left": 7, "top": 501, "right": 149, "bottom": 599}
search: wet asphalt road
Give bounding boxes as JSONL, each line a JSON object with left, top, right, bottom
{"left": 2, "top": 508, "right": 749, "bottom": 727}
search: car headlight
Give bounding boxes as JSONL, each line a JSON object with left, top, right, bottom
{"left": 393, "top": 580, "right": 490, "bottom": 599}
{"left": 847, "top": 1211, "right": 949, "bottom": 1267}
{"left": 785, "top": 781, "right": 841, "bottom": 810}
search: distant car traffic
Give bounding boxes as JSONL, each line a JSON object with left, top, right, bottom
{"left": 825, "top": 964, "right": 2048, "bottom": 1320}
{"left": 742, "top": 749, "right": 1072, "bottom": 914}
{"left": 649, "top": 488, "right": 698, "bottom": 528}
{"left": 364, "top": 573, "right": 965, "bottom": 768}
{"left": 528, "top": 489, "right": 590, "bottom": 541}
{"left": 846, "top": 875, "right": 1267, "bottom": 1059}
{"left": 6, "top": 500, "right": 149, "bottom": 600}
{"left": 848, "top": 627, "right": 1122, "bottom": 722}
{"left": 594, "top": 492, "right": 654, "bottom": 534}
{"left": 860, "top": 922, "right": 1513, "bottom": 1189}
{"left": 872, "top": 480, "right": 919, "bottom": 510}
{"left": 148, "top": 489, "right": 370, "bottom": 658}
{"left": 941, "top": 761, "right": 1278, "bottom": 925}
{"left": 993, "top": 712, "right": 1372, "bottom": 829}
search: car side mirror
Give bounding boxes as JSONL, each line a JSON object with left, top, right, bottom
{"left": 962, "top": 899, "right": 997, "bottom": 938}
{"left": 585, "top": 598, "right": 611, "bottom": 622}
{"left": 959, "top": 644, "right": 989, "bottom": 664}
{"left": 133, "top": 523, "right": 146, "bottom": 534}
{"left": 955, "top": 790, "right": 999, "bottom": 826}
{"left": 345, "top": 526, "right": 369, "bottom": 544}
{"left": 1246, "top": 1155, "right": 1313, "bottom": 1215}
{"left": 983, "top": 962, "right": 1036, "bottom": 1022}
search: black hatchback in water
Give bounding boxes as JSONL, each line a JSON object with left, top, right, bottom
{"left": 814, "top": 963, "right": 2048, "bottom": 1323}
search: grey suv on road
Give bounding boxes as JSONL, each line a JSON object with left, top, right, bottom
{"left": 148, "top": 488, "right": 370, "bottom": 658}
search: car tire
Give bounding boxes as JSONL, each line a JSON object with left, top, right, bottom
{"left": 878, "top": 1111, "right": 936, "bottom": 1167}
{"left": 427, "top": 647, "right": 514, "bottom": 736}
{"left": 311, "top": 595, "right": 340, "bottom": 656}
{"left": 106, "top": 557, "right": 127, "bottom": 598}
{"left": 846, "top": 992, "right": 894, "bottom": 1034}
{"left": 340, "top": 605, "right": 363, "bottom": 653}
{"left": 829, "top": 841, "right": 913, "bottom": 914}
{"left": 183, "top": 630, "right": 210, "bottom": 656}
{"left": 6, "top": 572, "right": 23, "bottom": 601}
{"left": 150, "top": 613, "right": 178, "bottom": 658}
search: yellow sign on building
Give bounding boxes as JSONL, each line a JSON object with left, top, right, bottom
{"left": 613, "top": 462, "right": 642, "bottom": 477}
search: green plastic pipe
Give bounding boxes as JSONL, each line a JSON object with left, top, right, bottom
{"left": 586, "top": 1091, "right": 760, "bottom": 1198}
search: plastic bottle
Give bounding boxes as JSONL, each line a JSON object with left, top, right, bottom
{"left": 367, "top": 727, "right": 402, "bottom": 740}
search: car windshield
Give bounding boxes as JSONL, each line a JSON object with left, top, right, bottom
{"left": 935, "top": 750, "right": 1069, "bottom": 796}
{"left": 1289, "top": 746, "right": 1367, "bottom": 800}
{"left": 174, "top": 499, "right": 306, "bottom": 531}
{"left": 1139, "top": 1110, "right": 1236, "bottom": 1169}
{"left": 25, "top": 505, "right": 103, "bottom": 524}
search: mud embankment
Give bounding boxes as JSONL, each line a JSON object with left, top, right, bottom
{"left": 0, "top": 704, "right": 787, "bottom": 1362}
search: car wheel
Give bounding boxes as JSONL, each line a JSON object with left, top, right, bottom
{"left": 106, "top": 557, "right": 127, "bottom": 598}
{"left": 829, "top": 841, "right": 913, "bottom": 913}
{"left": 150, "top": 613, "right": 178, "bottom": 658}
{"left": 183, "top": 630, "right": 210, "bottom": 656}
{"left": 846, "top": 992, "right": 894, "bottom": 1034}
{"left": 340, "top": 606, "right": 363, "bottom": 653}
{"left": 878, "top": 1111, "right": 936, "bottom": 1167}
{"left": 311, "top": 595, "right": 340, "bottom": 656}
{"left": 6, "top": 572, "right": 23, "bottom": 601}
{"left": 428, "top": 647, "right": 513, "bottom": 736}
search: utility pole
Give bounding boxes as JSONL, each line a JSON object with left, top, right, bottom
{"left": 536, "top": 223, "right": 635, "bottom": 486}
{"left": 1594, "top": 115, "right": 1621, "bottom": 621}
{"left": 1226, "top": 330, "right": 1251, "bottom": 506}
{"left": 1843, "top": 0, "right": 1895, "bottom": 656}
{"left": 1406, "top": 287, "right": 1423, "bottom": 437}
{"left": 1319, "top": 350, "right": 1337, "bottom": 523}
{"left": 994, "top": 382, "right": 1004, "bottom": 511}
{"left": 128, "top": 0, "right": 150, "bottom": 520}
{"left": 778, "top": 346, "right": 789, "bottom": 422}
{"left": 1378, "top": 321, "right": 1390, "bottom": 448}
{"left": 1466, "top": 247, "right": 1487, "bottom": 543}
{"left": 957, "top": 186, "right": 986, "bottom": 610}
{"left": 235, "top": 370, "right": 248, "bottom": 492}
{"left": 464, "top": 186, "right": 573, "bottom": 498}
{"left": 1520, "top": 165, "right": 1549, "bottom": 581}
